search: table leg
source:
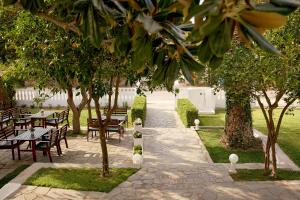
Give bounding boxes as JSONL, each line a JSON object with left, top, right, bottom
{"left": 31, "top": 118, "right": 35, "bottom": 128}
{"left": 32, "top": 140, "right": 37, "bottom": 162}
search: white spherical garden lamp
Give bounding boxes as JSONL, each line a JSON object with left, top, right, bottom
{"left": 194, "top": 119, "right": 200, "bottom": 130}
{"left": 229, "top": 154, "right": 239, "bottom": 173}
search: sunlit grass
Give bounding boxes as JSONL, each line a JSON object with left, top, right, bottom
{"left": 25, "top": 168, "right": 138, "bottom": 192}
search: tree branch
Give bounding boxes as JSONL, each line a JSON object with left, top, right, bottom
{"left": 275, "top": 98, "right": 297, "bottom": 139}
{"left": 262, "top": 90, "right": 272, "bottom": 108}
{"left": 36, "top": 12, "right": 81, "bottom": 35}
{"left": 254, "top": 94, "right": 270, "bottom": 128}
{"left": 78, "top": 87, "right": 88, "bottom": 111}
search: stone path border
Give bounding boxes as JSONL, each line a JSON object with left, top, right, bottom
{"left": 253, "top": 129, "right": 300, "bottom": 170}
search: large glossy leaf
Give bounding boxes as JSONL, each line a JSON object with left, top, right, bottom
{"left": 186, "top": 0, "right": 218, "bottom": 21}
{"left": 2, "top": 0, "right": 17, "bottom": 6}
{"left": 239, "top": 19, "right": 280, "bottom": 54}
{"left": 240, "top": 10, "right": 287, "bottom": 28}
{"left": 180, "top": 58, "right": 194, "bottom": 85}
{"left": 271, "top": 0, "right": 300, "bottom": 8}
{"left": 197, "top": 37, "right": 213, "bottom": 64}
{"left": 199, "top": 15, "right": 223, "bottom": 37}
{"left": 208, "top": 19, "right": 233, "bottom": 57}
{"left": 254, "top": 3, "right": 297, "bottom": 15}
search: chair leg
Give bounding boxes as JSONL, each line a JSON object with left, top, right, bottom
{"left": 56, "top": 145, "right": 61, "bottom": 156}
{"left": 11, "top": 148, "right": 15, "bottom": 160}
{"left": 47, "top": 148, "right": 52, "bottom": 162}
{"left": 64, "top": 138, "right": 68, "bottom": 148}
{"left": 17, "top": 144, "right": 21, "bottom": 160}
{"left": 87, "top": 131, "right": 89, "bottom": 141}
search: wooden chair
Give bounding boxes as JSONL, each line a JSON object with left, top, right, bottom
{"left": 58, "top": 124, "right": 68, "bottom": 149}
{"left": 87, "top": 118, "right": 99, "bottom": 141}
{"left": 45, "top": 111, "right": 64, "bottom": 129}
{"left": 105, "top": 119, "right": 125, "bottom": 143}
{"left": 0, "top": 110, "right": 11, "bottom": 129}
{"left": 36, "top": 129, "right": 60, "bottom": 162}
{"left": 0, "top": 125, "right": 20, "bottom": 160}
{"left": 63, "top": 108, "right": 70, "bottom": 127}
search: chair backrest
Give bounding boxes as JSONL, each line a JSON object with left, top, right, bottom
{"left": 57, "top": 111, "right": 64, "bottom": 122}
{"left": 107, "top": 119, "right": 119, "bottom": 126}
{"left": 64, "top": 108, "right": 70, "bottom": 119}
{"left": 104, "top": 108, "right": 127, "bottom": 116}
{"left": 49, "top": 129, "right": 60, "bottom": 146}
{"left": 0, "top": 125, "right": 15, "bottom": 140}
{"left": 0, "top": 110, "right": 11, "bottom": 121}
{"left": 60, "top": 124, "right": 68, "bottom": 138}
{"left": 88, "top": 119, "right": 99, "bottom": 129}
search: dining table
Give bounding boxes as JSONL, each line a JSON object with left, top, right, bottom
{"left": 13, "top": 127, "right": 52, "bottom": 162}
{"left": 29, "top": 111, "right": 55, "bottom": 128}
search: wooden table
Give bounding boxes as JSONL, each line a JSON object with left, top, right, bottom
{"left": 99, "top": 115, "right": 127, "bottom": 123}
{"left": 29, "top": 111, "right": 55, "bottom": 128}
{"left": 13, "top": 127, "right": 52, "bottom": 162}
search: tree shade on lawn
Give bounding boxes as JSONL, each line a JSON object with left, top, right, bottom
{"left": 230, "top": 169, "right": 300, "bottom": 181}
{"left": 199, "top": 109, "right": 300, "bottom": 167}
{"left": 25, "top": 168, "right": 138, "bottom": 193}
{"left": 198, "top": 129, "right": 264, "bottom": 163}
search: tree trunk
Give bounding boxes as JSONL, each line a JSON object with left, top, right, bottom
{"left": 271, "top": 139, "right": 277, "bottom": 177}
{"left": 94, "top": 97, "right": 109, "bottom": 176}
{"left": 222, "top": 92, "right": 258, "bottom": 149}
{"left": 264, "top": 135, "right": 271, "bottom": 175}
{"left": 72, "top": 109, "right": 81, "bottom": 133}
{"left": 66, "top": 87, "right": 88, "bottom": 133}
{"left": 87, "top": 87, "right": 92, "bottom": 120}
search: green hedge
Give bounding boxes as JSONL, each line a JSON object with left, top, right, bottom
{"left": 131, "top": 96, "right": 147, "bottom": 126}
{"left": 176, "top": 99, "right": 198, "bottom": 127}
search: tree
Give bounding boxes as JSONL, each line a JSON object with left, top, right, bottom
{"left": 215, "top": 10, "right": 300, "bottom": 177}
{"left": 1, "top": 0, "right": 299, "bottom": 177}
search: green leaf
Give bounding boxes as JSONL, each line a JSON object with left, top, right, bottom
{"left": 254, "top": 3, "right": 297, "bottom": 15}
{"left": 180, "top": 59, "right": 194, "bottom": 85}
{"left": 2, "top": 0, "right": 17, "bottom": 6}
{"left": 165, "top": 60, "right": 179, "bottom": 90}
{"left": 186, "top": 0, "right": 218, "bottom": 21}
{"left": 208, "top": 19, "right": 233, "bottom": 57}
{"left": 271, "top": 0, "right": 300, "bottom": 8}
{"left": 239, "top": 19, "right": 280, "bottom": 55}
{"left": 199, "top": 15, "right": 223, "bottom": 37}
{"left": 197, "top": 37, "right": 213, "bottom": 63}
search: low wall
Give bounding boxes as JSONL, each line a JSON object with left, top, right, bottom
{"left": 15, "top": 87, "right": 137, "bottom": 108}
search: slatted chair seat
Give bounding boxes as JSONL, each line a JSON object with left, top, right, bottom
{"left": 87, "top": 118, "right": 100, "bottom": 141}
{"left": 45, "top": 111, "right": 64, "bottom": 129}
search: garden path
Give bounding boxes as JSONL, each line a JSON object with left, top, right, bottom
{"left": 4, "top": 91, "right": 300, "bottom": 200}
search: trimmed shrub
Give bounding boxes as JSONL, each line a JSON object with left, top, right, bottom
{"left": 176, "top": 99, "right": 198, "bottom": 127}
{"left": 131, "top": 96, "right": 146, "bottom": 126}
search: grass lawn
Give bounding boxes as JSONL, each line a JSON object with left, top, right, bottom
{"left": 0, "top": 165, "right": 30, "bottom": 188}
{"left": 25, "top": 168, "right": 138, "bottom": 192}
{"left": 198, "top": 129, "right": 265, "bottom": 163}
{"left": 199, "top": 109, "right": 225, "bottom": 126}
{"left": 230, "top": 169, "right": 300, "bottom": 181}
{"left": 199, "top": 109, "right": 300, "bottom": 167}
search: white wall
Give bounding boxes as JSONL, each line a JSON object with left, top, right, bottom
{"left": 15, "top": 87, "right": 137, "bottom": 108}
{"left": 176, "top": 87, "right": 300, "bottom": 113}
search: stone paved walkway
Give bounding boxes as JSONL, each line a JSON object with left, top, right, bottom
{"left": 4, "top": 91, "right": 300, "bottom": 199}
